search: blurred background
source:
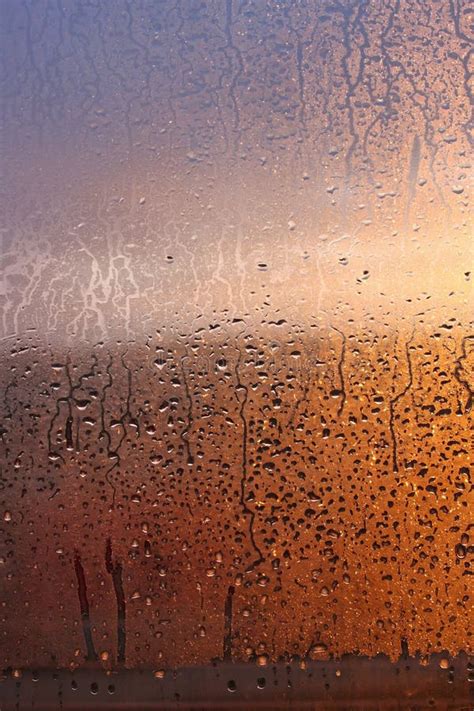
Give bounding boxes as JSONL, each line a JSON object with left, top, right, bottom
{"left": 0, "top": 0, "right": 472, "bottom": 707}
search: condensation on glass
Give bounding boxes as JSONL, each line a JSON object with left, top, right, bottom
{"left": 0, "top": 0, "right": 472, "bottom": 708}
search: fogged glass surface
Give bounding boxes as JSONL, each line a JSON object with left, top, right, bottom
{"left": 0, "top": 0, "right": 472, "bottom": 708}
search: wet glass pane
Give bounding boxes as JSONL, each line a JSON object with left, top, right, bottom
{"left": 0, "top": 0, "right": 472, "bottom": 708}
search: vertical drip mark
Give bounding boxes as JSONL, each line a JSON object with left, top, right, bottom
{"left": 407, "top": 136, "right": 421, "bottom": 208}
{"left": 105, "top": 538, "right": 126, "bottom": 665}
{"left": 223, "top": 585, "right": 235, "bottom": 660}
{"left": 73, "top": 551, "right": 98, "bottom": 662}
{"left": 288, "top": 370, "right": 310, "bottom": 427}
{"left": 332, "top": 326, "right": 347, "bottom": 417}
{"left": 224, "top": 0, "right": 244, "bottom": 149}
{"left": 401, "top": 637, "right": 409, "bottom": 659}
{"left": 100, "top": 353, "right": 117, "bottom": 508}
{"left": 104, "top": 350, "right": 137, "bottom": 511}
{"left": 235, "top": 348, "right": 264, "bottom": 573}
{"left": 403, "top": 135, "right": 421, "bottom": 246}
{"left": 454, "top": 335, "right": 473, "bottom": 413}
{"left": 105, "top": 461, "right": 118, "bottom": 510}
{"left": 449, "top": 0, "right": 474, "bottom": 147}
{"left": 65, "top": 416, "right": 74, "bottom": 450}
{"left": 339, "top": 1, "right": 368, "bottom": 191}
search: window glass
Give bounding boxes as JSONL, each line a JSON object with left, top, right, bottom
{"left": 1, "top": 1, "right": 472, "bottom": 707}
